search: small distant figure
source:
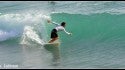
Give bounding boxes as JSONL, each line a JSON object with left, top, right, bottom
{"left": 48, "top": 1, "right": 56, "bottom": 5}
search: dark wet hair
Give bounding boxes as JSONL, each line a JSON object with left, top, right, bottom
{"left": 61, "top": 22, "right": 66, "bottom": 26}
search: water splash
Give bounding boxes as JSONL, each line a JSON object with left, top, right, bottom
{"left": 20, "top": 26, "right": 45, "bottom": 45}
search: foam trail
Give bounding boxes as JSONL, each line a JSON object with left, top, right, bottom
{"left": 20, "top": 26, "right": 45, "bottom": 45}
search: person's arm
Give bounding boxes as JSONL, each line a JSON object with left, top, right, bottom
{"left": 64, "top": 28, "right": 72, "bottom": 35}
{"left": 51, "top": 21, "right": 60, "bottom": 26}
{"left": 47, "top": 19, "right": 60, "bottom": 26}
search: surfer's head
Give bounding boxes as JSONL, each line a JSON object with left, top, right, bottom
{"left": 61, "top": 22, "right": 66, "bottom": 27}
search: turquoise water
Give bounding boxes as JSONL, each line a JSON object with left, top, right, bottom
{"left": 0, "top": 1, "right": 125, "bottom": 69}
{"left": 50, "top": 13, "right": 125, "bottom": 68}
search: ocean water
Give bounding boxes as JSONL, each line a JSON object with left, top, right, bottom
{"left": 0, "top": 1, "right": 125, "bottom": 69}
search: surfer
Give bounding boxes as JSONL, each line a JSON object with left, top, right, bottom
{"left": 47, "top": 19, "right": 72, "bottom": 43}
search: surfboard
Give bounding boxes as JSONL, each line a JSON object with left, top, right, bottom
{"left": 43, "top": 42, "right": 60, "bottom": 46}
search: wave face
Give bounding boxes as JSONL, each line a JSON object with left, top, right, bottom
{"left": 0, "top": 1, "right": 125, "bottom": 69}
{"left": 50, "top": 13, "right": 125, "bottom": 68}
